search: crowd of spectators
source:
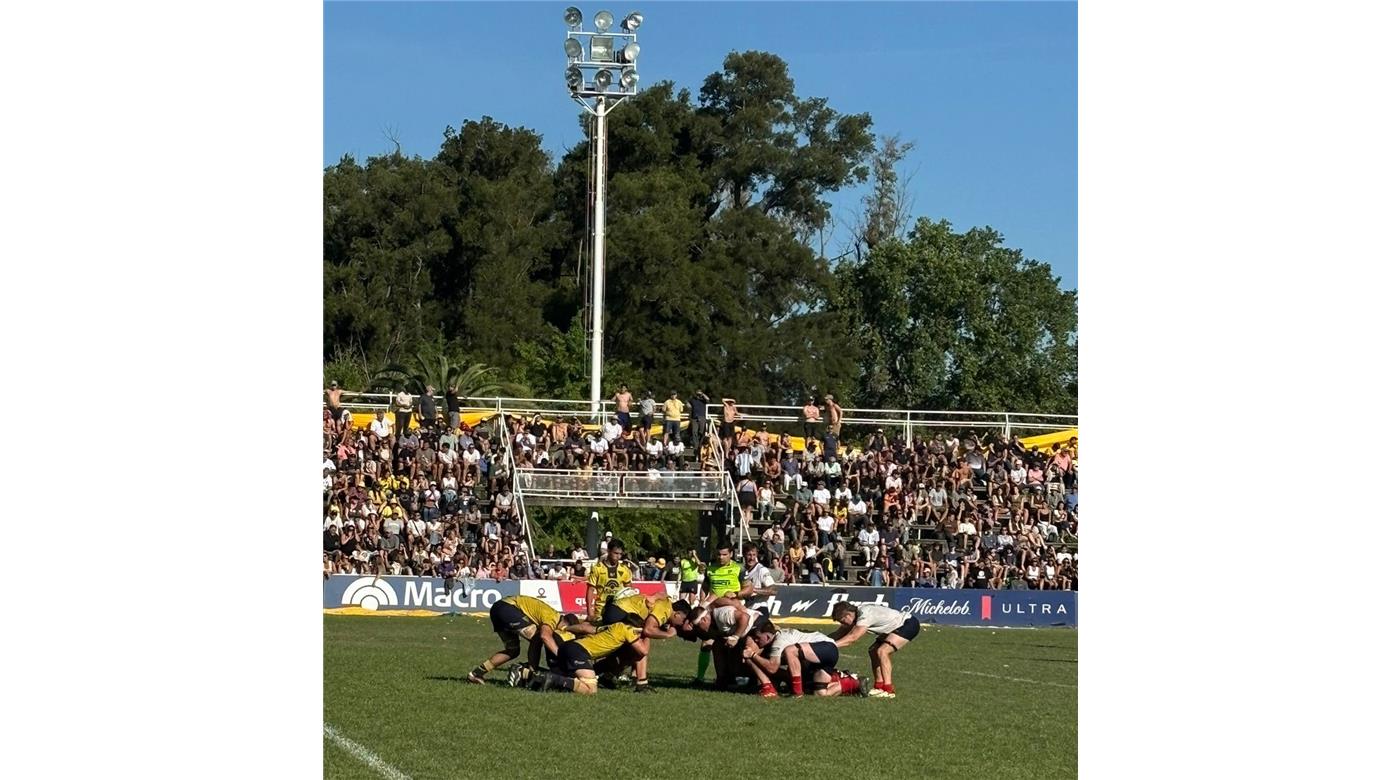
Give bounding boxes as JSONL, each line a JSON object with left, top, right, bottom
{"left": 322, "top": 384, "right": 1078, "bottom": 591}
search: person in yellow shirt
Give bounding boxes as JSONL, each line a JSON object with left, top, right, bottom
{"left": 467, "top": 595, "right": 592, "bottom": 684}
{"left": 662, "top": 391, "right": 685, "bottom": 445}
{"left": 510, "top": 622, "right": 644, "bottom": 695}
{"left": 597, "top": 592, "right": 688, "bottom": 693}
{"left": 585, "top": 539, "right": 632, "bottom": 621}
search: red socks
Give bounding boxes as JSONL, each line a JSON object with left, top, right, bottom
{"left": 839, "top": 675, "right": 859, "bottom": 695}
{"left": 790, "top": 677, "right": 804, "bottom": 696}
{"left": 875, "top": 682, "right": 896, "bottom": 693}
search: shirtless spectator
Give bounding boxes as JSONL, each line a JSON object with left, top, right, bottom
{"left": 802, "top": 397, "right": 821, "bottom": 442}
{"left": 325, "top": 381, "right": 344, "bottom": 430}
{"left": 611, "top": 384, "right": 633, "bottom": 431}
{"left": 824, "top": 394, "right": 843, "bottom": 436}
{"left": 720, "top": 397, "right": 740, "bottom": 452}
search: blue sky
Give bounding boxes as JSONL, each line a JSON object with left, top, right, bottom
{"left": 325, "top": 1, "right": 1077, "bottom": 290}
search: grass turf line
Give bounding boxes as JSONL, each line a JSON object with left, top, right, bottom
{"left": 325, "top": 615, "right": 1077, "bottom": 779}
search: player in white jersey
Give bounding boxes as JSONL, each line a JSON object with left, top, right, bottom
{"left": 736, "top": 542, "right": 778, "bottom": 598}
{"left": 742, "top": 619, "right": 869, "bottom": 698}
{"left": 685, "top": 603, "right": 764, "bottom": 688}
{"left": 830, "top": 601, "right": 921, "bottom": 698}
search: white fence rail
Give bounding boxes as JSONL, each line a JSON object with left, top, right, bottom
{"left": 515, "top": 470, "right": 728, "bottom": 504}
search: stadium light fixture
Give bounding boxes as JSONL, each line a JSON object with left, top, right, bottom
{"left": 559, "top": 7, "right": 645, "bottom": 432}
{"left": 590, "top": 35, "right": 614, "bottom": 62}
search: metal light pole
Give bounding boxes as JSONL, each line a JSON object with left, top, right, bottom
{"left": 563, "top": 7, "right": 642, "bottom": 421}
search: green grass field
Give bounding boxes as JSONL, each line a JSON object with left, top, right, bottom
{"left": 324, "top": 614, "right": 1077, "bottom": 779}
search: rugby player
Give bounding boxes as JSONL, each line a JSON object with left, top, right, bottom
{"left": 829, "top": 600, "right": 921, "bottom": 698}
{"left": 585, "top": 539, "right": 633, "bottom": 622}
{"left": 690, "top": 542, "right": 743, "bottom": 683}
{"left": 595, "top": 591, "right": 687, "bottom": 693}
{"left": 742, "top": 619, "right": 868, "bottom": 698}
{"left": 686, "top": 601, "right": 766, "bottom": 688}
{"left": 509, "top": 621, "right": 645, "bottom": 695}
{"left": 467, "top": 595, "right": 591, "bottom": 684}
{"left": 737, "top": 541, "right": 777, "bottom": 598}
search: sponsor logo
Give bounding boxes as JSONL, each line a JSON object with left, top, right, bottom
{"left": 400, "top": 580, "right": 505, "bottom": 609}
{"left": 1000, "top": 601, "right": 1070, "bottom": 616}
{"left": 790, "top": 599, "right": 818, "bottom": 612}
{"left": 341, "top": 576, "right": 398, "bottom": 611}
{"left": 751, "top": 590, "right": 887, "bottom": 618}
{"left": 900, "top": 597, "right": 972, "bottom": 617}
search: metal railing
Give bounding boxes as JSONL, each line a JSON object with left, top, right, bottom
{"left": 705, "top": 420, "right": 745, "bottom": 541}
{"left": 325, "top": 392, "right": 1075, "bottom": 449}
{"left": 514, "top": 469, "right": 728, "bottom": 503}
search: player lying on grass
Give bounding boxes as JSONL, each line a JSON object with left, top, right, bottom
{"left": 595, "top": 592, "right": 688, "bottom": 693}
{"left": 467, "top": 595, "right": 592, "bottom": 684}
{"left": 741, "top": 619, "right": 869, "bottom": 699}
{"left": 507, "top": 622, "right": 645, "bottom": 695}
{"left": 685, "top": 600, "right": 766, "bottom": 689}
{"left": 829, "top": 601, "right": 921, "bottom": 698}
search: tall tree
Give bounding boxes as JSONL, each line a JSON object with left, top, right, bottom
{"left": 835, "top": 218, "right": 1077, "bottom": 414}
{"left": 858, "top": 134, "right": 917, "bottom": 258}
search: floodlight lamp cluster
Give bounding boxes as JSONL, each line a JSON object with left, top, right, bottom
{"left": 563, "top": 7, "right": 643, "bottom": 98}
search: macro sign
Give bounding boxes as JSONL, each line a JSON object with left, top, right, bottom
{"left": 326, "top": 575, "right": 520, "bottom": 612}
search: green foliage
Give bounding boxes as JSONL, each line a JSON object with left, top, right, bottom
{"left": 834, "top": 218, "right": 1078, "bottom": 413}
{"left": 529, "top": 506, "right": 697, "bottom": 559}
{"left": 368, "top": 348, "right": 526, "bottom": 398}
{"left": 323, "top": 50, "right": 1075, "bottom": 416}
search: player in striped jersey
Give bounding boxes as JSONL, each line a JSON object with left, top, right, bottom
{"left": 466, "top": 595, "right": 591, "bottom": 684}
{"left": 830, "top": 601, "right": 921, "bottom": 698}
{"left": 742, "top": 619, "right": 869, "bottom": 698}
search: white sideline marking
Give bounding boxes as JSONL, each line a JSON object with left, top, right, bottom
{"left": 324, "top": 723, "right": 412, "bottom": 780}
{"left": 958, "top": 670, "right": 1076, "bottom": 688}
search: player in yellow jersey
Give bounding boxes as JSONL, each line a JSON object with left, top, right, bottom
{"left": 466, "top": 595, "right": 592, "bottom": 684}
{"left": 585, "top": 539, "right": 633, "bottom": 621}
{"left": 596, "top": 592, "right": 689, "bottom": 693}
{"left": 509, "top": 622, "right": 645, "bottom": 695}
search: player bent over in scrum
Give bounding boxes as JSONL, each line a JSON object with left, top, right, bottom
{"left": 467, "top": 595, "right": 592, "bottom": 684}
{"left": 829, "top": 601, "right": 921, "bottom": 698}
{"left": 685, "top": 600, "right": 765, "bottom": 689}
{"left": 509, "top": 622, "right": 645, "bottom": 695}
{"left": 742, "top": 619, "right": 869, "bottom": 698}
{"left": 597, "top": 593, "right": 688, "bottom": 693}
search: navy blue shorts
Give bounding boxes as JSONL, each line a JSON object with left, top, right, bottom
{"left": 803, "top": 641, "right": 839, "bottom": 672}
{"left": 553, "top": 641, "right": 593, "bottom": 675}
{"left": 600, "top": 602, "right": 634, "bottom": 627}
{"left": 889, "top": 616, "right": 921, "bottom": 642}
{"left": 490, "top": 601, "right": 530, "bottom": 635}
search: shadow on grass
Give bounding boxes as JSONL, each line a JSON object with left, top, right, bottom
{"left": 426, "top": 675, "right": 512, "bottom": 688}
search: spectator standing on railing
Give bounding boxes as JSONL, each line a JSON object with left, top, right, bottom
{"left": 687, "top": 390, "right": 710, "bottom": 452}
{"left": 393, "top": 386, "right": 414, "bottom": 438}
{"left": 612, "top": 384, "right": 633, "bottom": 431}
{"left": 444, "top": 385, "right": 460, "bottom": 430}
{"left": 719, "top": 397, "right": 739, "bottom": 452}
{"left": 802, "top": 397, "right": 821, "bottom": 442}
{"left": 418, "top": 385, "right": 437, "bottom": 430}
{"left": 638, "top": 390, "right": 655, "bottom": 444}
{"left": 662, "top": 391, "right": 683, "bottom": 445}
{"left": 825, "top": 394, "right": 843, "bottom": 437}
{"left": 325, "top": 381, "right": 343, "bottom": 429}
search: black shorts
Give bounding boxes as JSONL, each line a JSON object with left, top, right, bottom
{"left": 640, "top": 414, "right": 654, "bottom": 430}
{"left": 803, "top": 641, "right": 840, "bottom": 672}
{"left": 680, "top": 581, "right": 699, "bottom": 594}
{"left": 884, "top": 616, "right": 921, "bottom": 642}
{"left": 617, "top": 411, "right": 632, "bottom": 430}
{"left": 719, "top": 421, "right": 736, "bottom": 439}
{"left": 600, "top": 602, "right": 632, "bottom": 627}
{"left": 552, "top": 641, "right": 593, "bottom": 675}
{"left": 490, "top": 600, "right": 531, "bottom": 635}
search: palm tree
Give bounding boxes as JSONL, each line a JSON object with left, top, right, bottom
{"left": 369, "top": 353, "right": 526, "bottom": 400}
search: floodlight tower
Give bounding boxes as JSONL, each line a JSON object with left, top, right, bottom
{"left": 563, "top": 7, "right": 643, "bottom": 421}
